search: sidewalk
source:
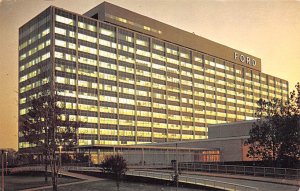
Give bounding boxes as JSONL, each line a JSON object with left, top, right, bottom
{"left": 180, "top": 170, "right": 300, "bottom": 187}
{"left": 143, "top": 169, "right": 300, "bottom": 187}
{"left": 20, "top": 171, "right": 103, "bottom": 191}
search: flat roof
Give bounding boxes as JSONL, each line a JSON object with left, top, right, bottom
{"left": 75, "top": 144, "right": 220, "bottom": 152}
{"left": 208, "top": 120, "right": 256, "bottom": 128}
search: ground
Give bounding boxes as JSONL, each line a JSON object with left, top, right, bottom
{"left": 4, "top": 175, "right": 79, "bottom": 191}
{"left": 4, "top": 175, "right": 201, "bottom": 191}
{"left": 43, "top": 179, "right": 202, "bottom": 191}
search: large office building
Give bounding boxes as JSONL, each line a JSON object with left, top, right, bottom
{"left": 19, "top": 2, "right": 289, "bottom": 149}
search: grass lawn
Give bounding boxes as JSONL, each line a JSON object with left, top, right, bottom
{"left": 4, "top": 175, "right": 79, "bottom": 191}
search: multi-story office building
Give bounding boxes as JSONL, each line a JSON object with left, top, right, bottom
{"left": 19, "top": 2, "right": 288, "bottom": 149}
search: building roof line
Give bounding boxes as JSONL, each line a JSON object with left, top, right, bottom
{"left": 208, "top": 120, "right": 256, "bottom": 127}
{"left": 74, "top": 144, "right": 220, "bottom": 151}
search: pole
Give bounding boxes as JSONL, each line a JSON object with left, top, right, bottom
{"left": 142, "top": 148, "right": 144, "bottom": 167}
{"left": 1, "top": 150, "right": 4, "bottom": 191}
{"left": 5, "top": 152, "right": 8, "bottom": 175}
{"left": 176, "top": 144, "right": 178, "bottom": 174}
{"left": 88, "top": 149, "right": 91, "bottom": 167}
{"left": 59, "top": 147, "right": 62, "bottom": 168}
{"left": 59, "top": 146, "right": 62, "bottom": 178}
{"left": 175, "top": 143, "right": 178, "bottom": 190}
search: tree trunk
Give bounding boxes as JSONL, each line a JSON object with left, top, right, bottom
{"left": 116, "top": 175, "right": 120, "bottom": 191}
{"left": 50, "top": 152, "right": 58, "bottom": 191}
{"left": 116, "top": 181, "right": 120, "bottom": 191}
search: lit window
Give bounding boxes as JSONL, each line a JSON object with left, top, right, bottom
{"left": 78, "top": 21, "right": 96, "bottom": 32}
{"left": 136, "top": 39, "right": 148, "bottom": 46}
{"left": 55, "top": 27, "right": 66, "bottom": 35}
{"left": 153, "top": 44, "right": 164, "bottom": 51}
{"left": 100, "top": 28, "right": 115, "bottom": 37}
{"left": 55, "top": 15, "right": 74, "bottom": 26}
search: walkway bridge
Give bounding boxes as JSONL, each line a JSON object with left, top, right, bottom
{"left": 9, "top": 165, "right": 299, "bottom": 191}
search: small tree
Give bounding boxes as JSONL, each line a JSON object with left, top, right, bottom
{"left": 246, "top": 83, "right": 300, "bottom": 167}
{"left": 21, "top": 94, "right": 78, "bottom": 191}
{"left": 101, "top": 154, "right": 128, "bottom": 191}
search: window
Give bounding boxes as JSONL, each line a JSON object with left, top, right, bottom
{"left": 56, "top": 15, "right": 74, "bottom": 25}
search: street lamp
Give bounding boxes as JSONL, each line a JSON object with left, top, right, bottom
{"left": 58, "top": 146, "right": 62, "bottom": 177}
{"left": 58, "top": 146, "right": 62, "bottom": 166}
{"left": 1, "top": 150, "right": 5, "bottom": 191}
{"left": 175, "top": 143, "right": 178, "bottom": 191}
{"left": 4, "top": 151, "right": 8, "bottom": 175}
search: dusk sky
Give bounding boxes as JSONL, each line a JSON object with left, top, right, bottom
{"left": 0, "top": 0, "right": 299, "bottom": 150}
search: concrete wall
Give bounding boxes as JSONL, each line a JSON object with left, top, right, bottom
{"left": 149, "top": 137, "right": 248, "bottom": 162}
{"left": 122, "top": 150, "right": 195, "bottom": 165}
{"left": 208, "top": 120, "right": 254, "bottom": 139}
{"left": 145, "top": 120, "right": 256, "bottom": 162}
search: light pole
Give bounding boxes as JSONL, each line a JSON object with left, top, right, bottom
{"left": 175, "top": 143, "right": 178, "bottom": 190}
{"left": 1, "top": 150, "right": 4, "bottom": 191}
{"left": 58, "top": 146, "right": 62, "bottom": 178}
{"left": 5, "top": 151, "right": 8, "bottom": 175}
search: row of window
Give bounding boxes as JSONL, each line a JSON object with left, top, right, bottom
{"left": 53, "top": 26, "right": 288, "bottom": 89}
{"left": 20, "top": 40, "right": 50, "bottom": 61}
{"left": 53, "top": 16, "right": 286, "bottom": 86}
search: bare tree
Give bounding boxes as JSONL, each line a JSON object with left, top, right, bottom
{"left": 101, "top": 154, "right": 128, "bottom": 191}
{"left": 21, "top": 94, "right": 78, "bottom": 191}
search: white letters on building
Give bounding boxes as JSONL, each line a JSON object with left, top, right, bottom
{"left": 234, "top": 52, "right": 256, "bottom": 66}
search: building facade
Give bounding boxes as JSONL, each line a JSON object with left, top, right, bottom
{"left": 148, "top": 120, "right": 255, "bottom": 162}
{"left": 19, "top": 2, "right": 288, "bottom": 149}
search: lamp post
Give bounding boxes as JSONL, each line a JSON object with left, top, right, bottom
{"left": 175, "top": 143, "right": 178, "bottom": 191}
{"left": 4, "top": 151, "right": 8, "bottom": 175}
{"left": 58, "top": 146, "right": 62, "bottom": 178}
{"left": 1, "top": 150, "right": 4, "bottom": 191}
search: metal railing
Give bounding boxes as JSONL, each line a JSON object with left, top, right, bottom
{"left": 10, "top": 165, "right": 101, "bottom": 174}
{"left": 179, "top": 163, "right": 300, "bottom": 179}
{"left": 127, "top": 171, "right": 171, "bottom": 181}
{"left": 127, "top": 170, "right": 259, "bottom": 191}
{"left": 10, "top": 166, "right": 45, "bottom": 173}
{"left": 61, "top": 166, "right": 99, "bottom": 172}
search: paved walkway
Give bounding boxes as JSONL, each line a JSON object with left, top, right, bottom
{"left": 184, "top": 172, "right": 299, "bottom": 191}
{"left": 143, "top": 169, "right": 299, "bottom": 191}
{"left": 16, "top": 167, "right": 300, "bottom": 191}
{"left": 20, "top": 171, "right": 103, "bottom": 191}
{"left": 181, "top": 170, "right": 300, "bottom": 187}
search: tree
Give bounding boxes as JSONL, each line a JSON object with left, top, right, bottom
{"left": 279, "top": 83, "right": 300, "bottom": 166}
{"left": 101, "top": 154, "right": 128, "bottom": 191}
{"left": 20, "top": 94, "right": 78, "bottom": 191}
{"left": 246, "top": 83, "right": 300, "bottom": 167}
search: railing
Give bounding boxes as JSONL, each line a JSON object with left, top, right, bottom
{"left": 127, "top": 170, "right": 259, "bottom": 191}
{"left": 10, "top": 166, "right": 45, "bottom": 173}
{"left": 62, "top": 166, "right": 99, "bottom": 172}
{"left": 10, "top": 165, "right": 101, "bottom": 174}
{"left": 127, "top": 171, "right": 171, "bottom": 181}
{"left": 179, "top": 163, "right": 300, "bottom": 179}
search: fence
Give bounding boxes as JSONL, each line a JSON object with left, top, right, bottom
{"left": 179, "top": 163, "right": 300, "bottom": 179}
{"left": 127, "top": 170, "right": 259, "bottom": 191}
